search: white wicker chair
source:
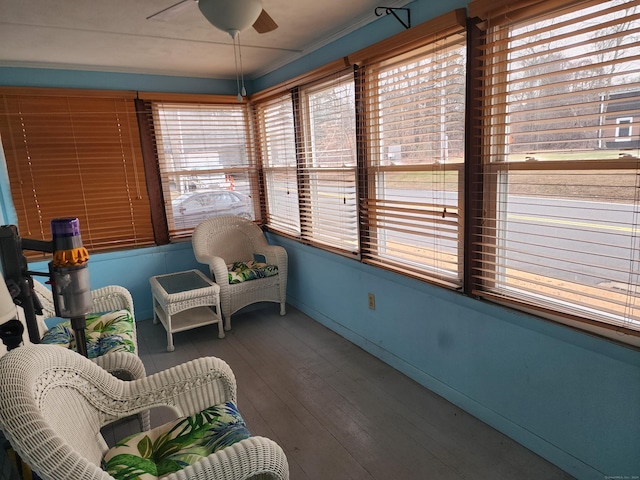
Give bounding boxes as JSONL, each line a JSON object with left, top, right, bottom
{"left": 0, "top": 344, "right": 289, "bottom": 480}
{"left": 33, "top": 279, "right": 149, "bottom": 430}
{"left": 33, "top": 279, "right": 146, "bottom": 381}
{"left": 192, "top": 216, "right": 287, "bottom": 331}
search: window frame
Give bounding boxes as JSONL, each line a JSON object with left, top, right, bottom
{"left": 466, "top": 0, "right": 640, "bottom": 341}
{"left": 358, "top": 30, "right": 468, "bottom": 289}
{"left": 295, "top": 70, "right": 360, "bottom": 256}
{"left": 253, "top": 93, "right": 301, "bottom": 237}
{"left": 143, "top": 97, "right": 260, "bottom": 239}
{"left": 2, "top": 5, "right": 638, "bottom": 346}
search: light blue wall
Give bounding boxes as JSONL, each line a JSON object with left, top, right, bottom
{"left": 268, "top": 234, "right": 640, "bottom": 480}
{"left": 253, "top": 0, "right": 468, "bottom": 92}
{"left": 0, "top": 67, "right": 242, "bottom": 95}
{"left": 0, "top": 147, "right": 14, "bottom": 225}
{"left": 1, "top": 0, "right": 639, "bottom": 478}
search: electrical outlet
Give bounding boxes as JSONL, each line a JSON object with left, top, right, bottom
{"left": 368, "top": 293, "right": 375, "bottom": 310}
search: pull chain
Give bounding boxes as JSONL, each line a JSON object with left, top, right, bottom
{"left": 237, "top": 32, "right": 247, "bottom": 98}
{"left": 231, "top": 32, "right": 241, "bottom": 102}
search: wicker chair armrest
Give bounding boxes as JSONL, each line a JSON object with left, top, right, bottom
{"left": 90, "top": 285, "right": 134, "bottom": 315}
{"left": 120, "top": 355, "right": 237, "bottom": 419}
{"left": 206, "top": 256, "right": 230, "bottom": 286}
{"left": 93, "top": 351, "right": 150, "bottom": 430}
{"left": 259, "top": 245, "right": 288, "bottom": 269}
{"left": 165, "top": 436, "right": 289, "bottom": 480}
{"left": 92, "top": 351, "right": 146, "bottom": 381}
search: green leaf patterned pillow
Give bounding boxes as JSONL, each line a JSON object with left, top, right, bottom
{"left": 41, "top": 309, "right": 136, "bottom": 358}
{"left": 102, "top": 401, "right": 251, "bottom": 480}
{"left": 227, "top": 260, "right": 278, "bottom": 284}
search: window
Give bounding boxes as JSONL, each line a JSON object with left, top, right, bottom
{"left": 296, "top": 71, "right": 359, "bottom": 255}
{"left": 359, "top": 27, "right": 467, "bottom": 288}
{"left": 468, "top": 0, "right": 640, "bottom": 335}
{"left": 0, "top": 88, "right": 154, "bottom": 251}
{"left": 254, "top": 93, "right": 301, "bottom": 236}
{"left": 253, "top": 12, "right": 467, "bottom": 268}
{"left": 150, "top": 101, "right": 260, "bottom": 238}
{"left": 616, "top": 117, "right": 633, "bottom": 141}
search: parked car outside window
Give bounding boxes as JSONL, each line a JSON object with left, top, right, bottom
{"left": 171, "top": 190, "right": 252, "bottom": 229}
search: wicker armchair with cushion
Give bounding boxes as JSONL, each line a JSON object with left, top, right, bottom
{"left": 33, "top": 279, "right": 149, "bottom": 430}
{"left": 32, "top": 279, "right": 146, "bottom": 383}
{"left": 0, "top": 344, "right": 289, "bottom": 480}
{"left": 192, "top": 216, "right": 287, "bottom": 331}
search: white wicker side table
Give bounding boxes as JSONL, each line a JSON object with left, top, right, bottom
{"left": 149, "top": 269, "right": 224, "bottom": 352}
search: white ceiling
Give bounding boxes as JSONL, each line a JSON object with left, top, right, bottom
{"left": 0, "top": 0, "right": 411, "bottom": 80}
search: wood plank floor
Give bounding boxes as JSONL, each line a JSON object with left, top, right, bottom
{"left": 103, "top": 304, "right": 574, "bottom": 480}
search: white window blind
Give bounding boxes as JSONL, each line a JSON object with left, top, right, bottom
{"left": 469, "top": 0, "right": 640, "bottom": 335}
{"left": 254, "top": 94, "right": 301, "bottom": 236}
{"left": 151, "top": 102, "right": 259, "bottom": 238}
{"left": 360, "top": 29, "right": 467, "bottom": 288}
{"left": 0, "top": 88, "right": 154, "bottom": 251}
{"left": 297, "top": 71, "right": 359, "bottom": 255}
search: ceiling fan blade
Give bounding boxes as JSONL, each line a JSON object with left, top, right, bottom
{"left": 146, "top": 0, "right": 196, "bottom": 21}
{"left": 252, "top": 9, "right": 278, "bottom": 33}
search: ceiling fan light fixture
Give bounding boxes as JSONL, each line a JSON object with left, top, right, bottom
{"left": 198, "top": 0, "right": 264, "bottom": 34}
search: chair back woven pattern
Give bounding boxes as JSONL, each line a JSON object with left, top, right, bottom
{"left": 193, "top": 216, "right": 269, "bottom": 267}
{"left": 33, "top": 280, "right": 135, "bottom": 321}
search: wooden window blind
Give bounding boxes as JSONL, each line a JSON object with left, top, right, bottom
{"left": 0, "top": 87, "right": 154, "bottom": 251}
{"left": 467, "top": 0, "right": 640, "bottom": 336}
{"left": 359, "top": 24, "right": 467, "bottom": 288}
{"left": 149, "top": 101, "right": 260, "bottom": 239}
{"left": 254, "top": 93, "right": 301, "bottom": 236}
{"left": 296, "top": 70, "right": 359, "bottom": 255}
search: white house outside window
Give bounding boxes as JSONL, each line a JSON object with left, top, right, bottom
{"left": 616, "top": 117, "right": 633, "bottom": 141}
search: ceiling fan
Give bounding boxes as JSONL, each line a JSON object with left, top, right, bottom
{"left": 148, "top": 0, "right": 278, "bottom": 101}
{"left": 146, "top": 0, "right": 278, "bottom": 35}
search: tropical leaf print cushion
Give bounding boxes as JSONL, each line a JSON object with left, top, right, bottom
{"left": 40, "top": 309, "right": 135, "bottom": 358}
{"left": 102, "top": 401, "right": 251, "bottom": 480}
{"left": 227, "top": 260, "right": 278, "bottom": 284}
